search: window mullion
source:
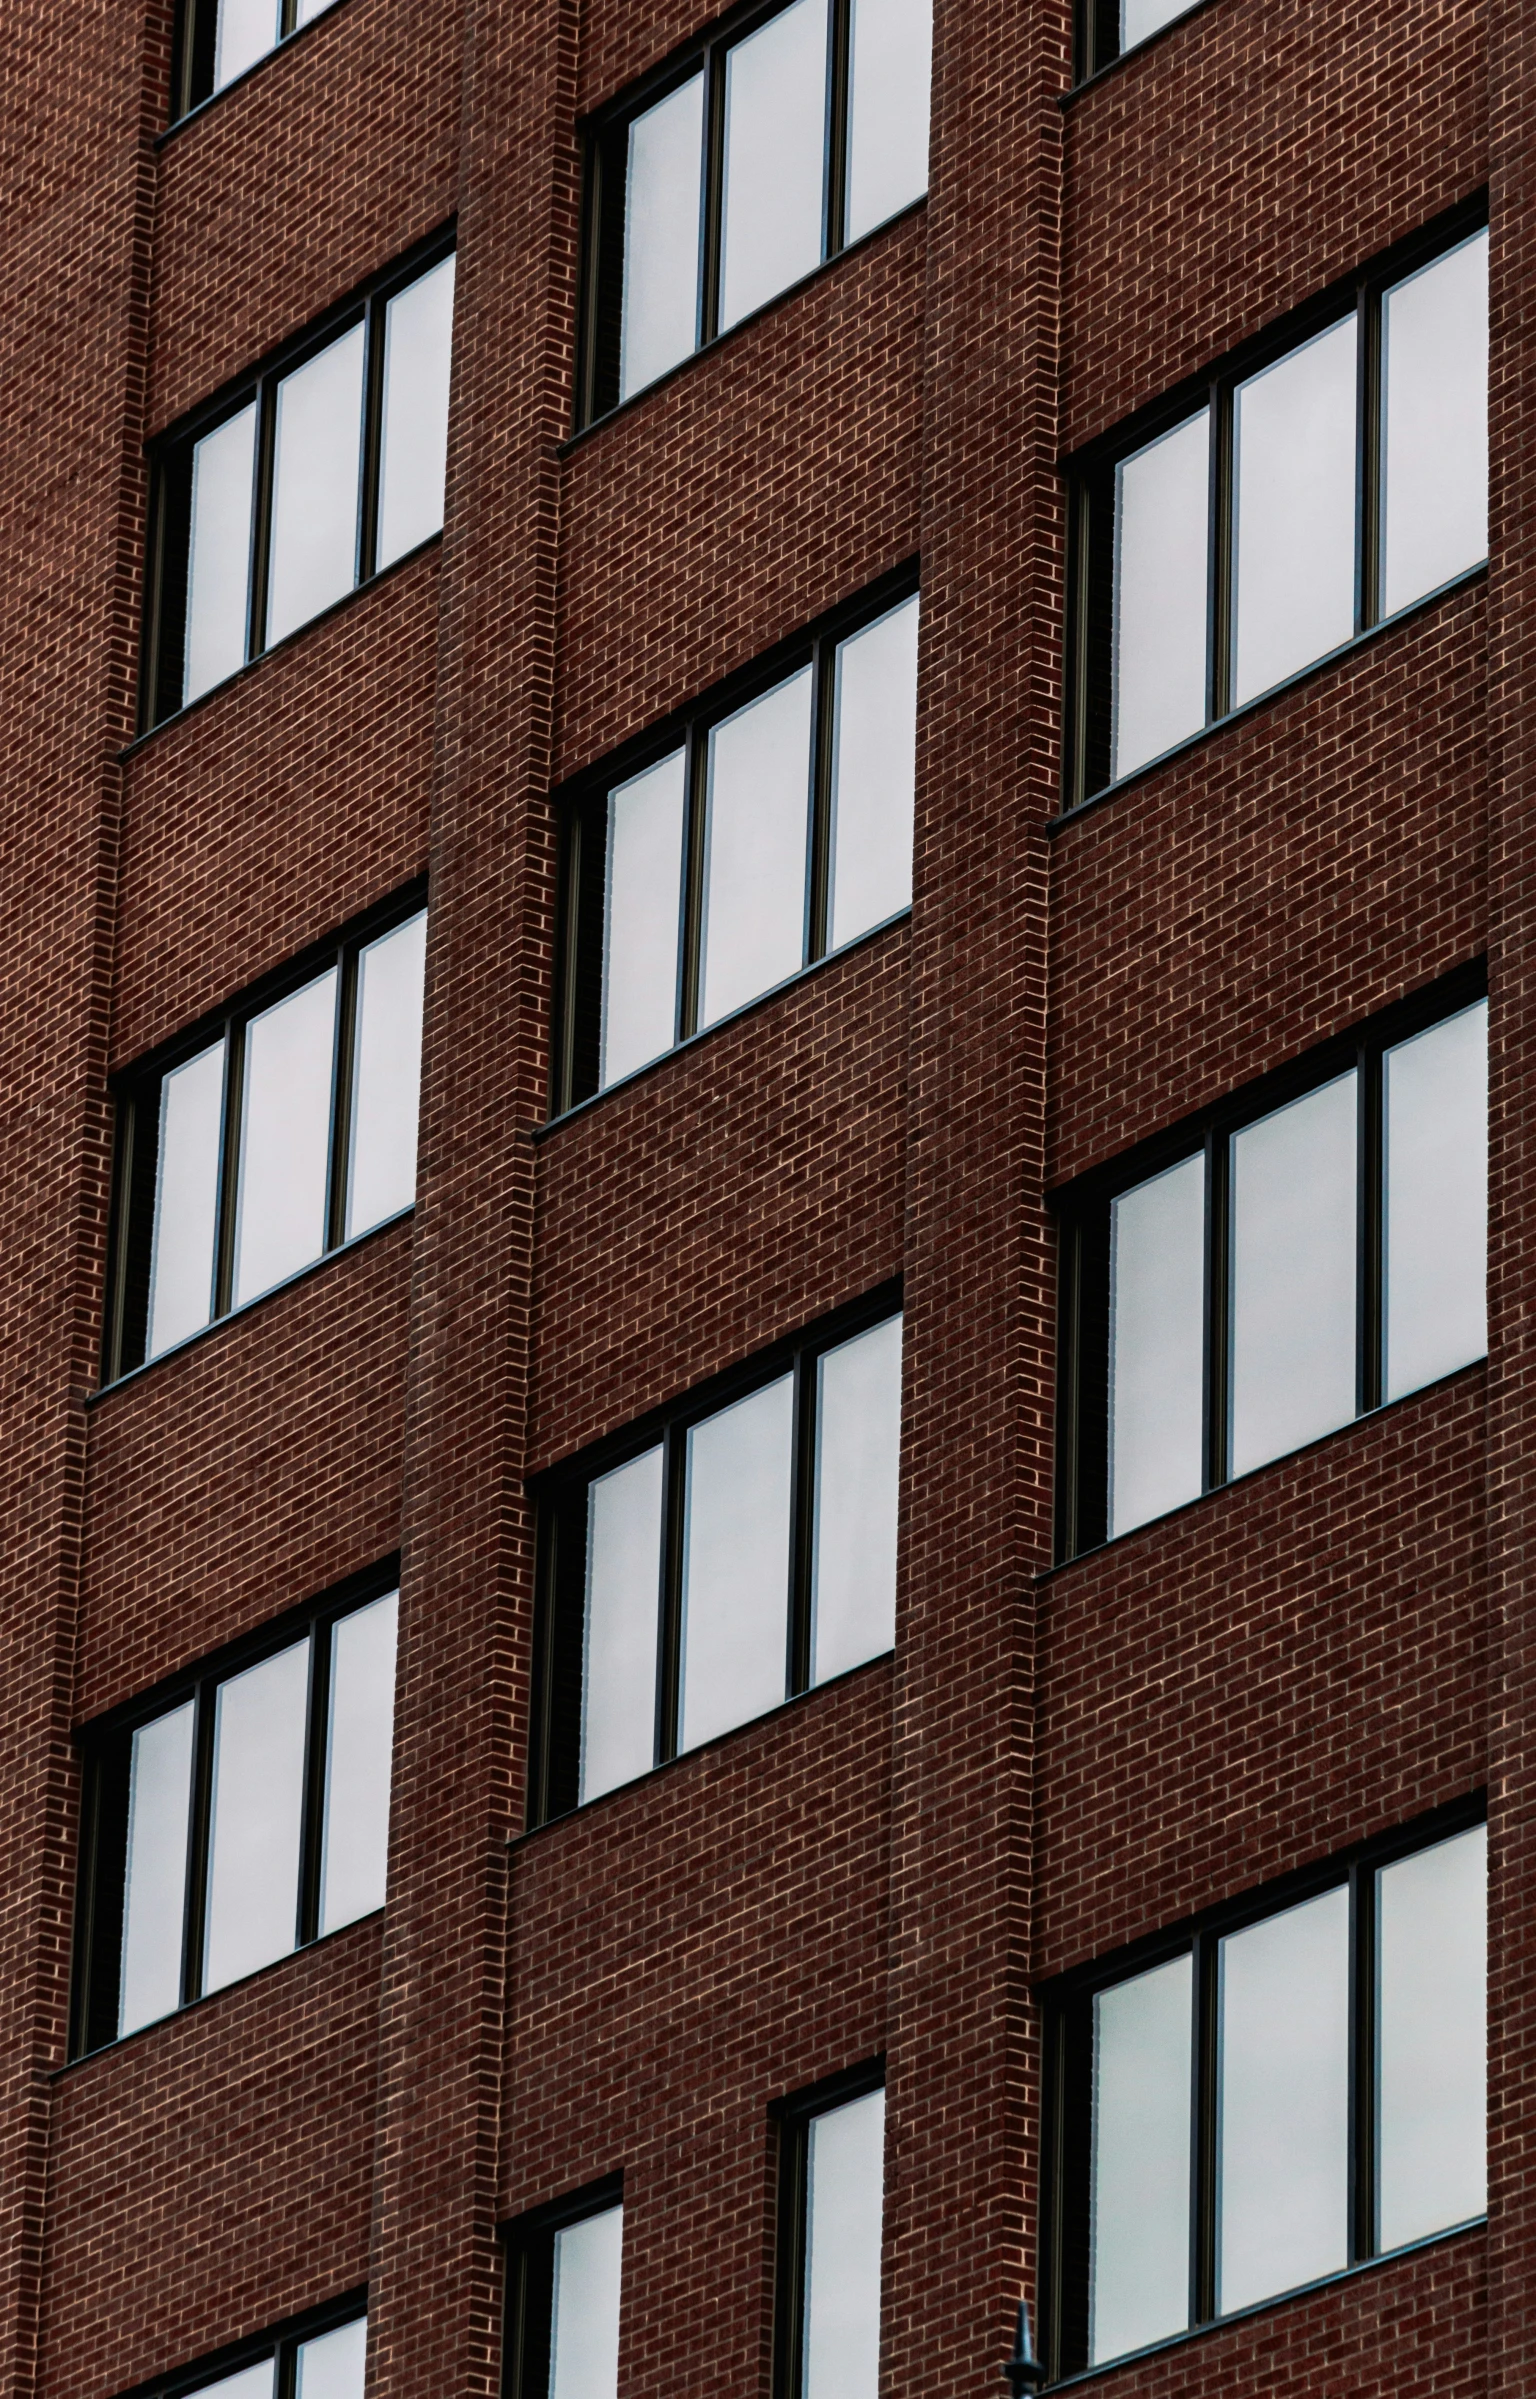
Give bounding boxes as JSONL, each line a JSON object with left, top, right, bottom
{"left": 824, "top": 0, "right": 851, "bottom": 260}
{"left": 805, "top": 636, "right": 835, "bottom": 965}
{"left": 181, "top": 1680, "right": 217, "bottom": 2007}
{"left": 787, "top": 1347, "right": 817, "bottom": 1698}
{"left": 247, "top": 378, "right": 278, "bottom": 663}
{"left": 1202, "top": 1130, "right": 1229, "bottom": 1493}
{"left": 1208, "top": 380, "right": 1233, "bottom": 725}
{"left": 298, "top": 1612, "right": 332, "bottom": 1948}
{"left": 327, "top": 945, "right": 359, "bottom": 1255}
{"left": 1192, "top": 1929, "right": 1219, "bottom": 2324}
{"left": 1359, "top": 1044, "right": 1384, "bottom": 1415}
{"left": 357, "top": 295, "right": 387, "bottom": 586}
{"left": 657, "top": 1426, "right": 686, "bottom": 1765}
{"left": 679, "top": 719, "right": 709, "bottom": 1041}
{"left": 1348, "top": 1858, "right": 1377, "bottom": 2264}
{"left": 699, "top": 45, "right": 727, "bottom": 348}
{"left": 213, "top": 1018, "right": 244, "bottom": 1320}
{"left": 1357, "top": 281, "right": 1382, "bottom": 633}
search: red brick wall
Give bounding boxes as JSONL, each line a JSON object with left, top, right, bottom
{"left": 0, "top": 0, "right": 1512, "bottom": 2390}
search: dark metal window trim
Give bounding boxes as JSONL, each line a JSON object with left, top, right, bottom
{"left": 771, "top": 2058, "right": 886, "bottom": 2399}
{"left": 1061, "top": 194, "right": 1489, "bottom": 812}
{"left": 139, "top": 225, "right": 456, "bottom": 733}
{"left": 1068, "top": 0, "right": 1222, "bottom": 92}
{"left": 164, "top": 0, "right": 348, "bottom": 134}
{"left": 526, "top": 1279, "right": 902, "bottom": 1828}
{"left": 108, "top": 2294, "right": 368, "bottom": 2399}
{"left": 574, "top": 0, "right": 927, "bottom": 432}
{"left": 1035, "top": 1793, "right": 1487, "bottom": 2386}
{"left": 100, "top": 878, "right": 428, "bottom": 1389}
{"left": 548, "top": 561, "right": 919, "bottom": 1120}
{"left": 501, "top": 2175, "right": 625, "bottom": 2399}
{"left": 69, "top": 1557, "right": 401, "bottom": 2062}
{"left": 1052, "top": 959, "right": 1487, "bottom": 1563}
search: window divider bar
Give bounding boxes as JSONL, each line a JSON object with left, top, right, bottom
{"left": 1202, "top": 1130, "right": 1229, "bottom": 1493}
{"left": 327, "top": 943, "right": 359, "bottom": 1255}
{"left": 1208, "top": 382, "right": 1233, "bottom": 725}
{"left": 1348, "top": 1858, "right": 1376, "bottom": 2266}
{"left": 1192, "top": 1927, "right": 1219, "bottom": 2326}
{"left": 699, "top": 45, "right": 728, "bottom": 349}
{"left": 1359, "top": 1045, "right": 1385, "bottom": 1415}
{"left": 772, "top": 2109, "right": 813, "bottom": 2399}
{"left": 212, "top": 1019, "right": 244, "bottom": 1321}
{"left": 247, "top": 380, "right": 279, "bottom": 664}
{"left": 788, "top": 1352, "right": 817, "bottom": 1698}
{"left": 297, "top": 1618, "right": 333, "bottom": 1949}
{"left": 657, "top": 1426, "right": 687, "bottom": 1765}
{"left": 824, "top": 0, "right": 851, "bottom": 260}
{"left": 357, "top": 297, "right": 387, "bottom": 588}
{"left": 1355, "top": 283, "right": 1382, "bottom": 635}
{"left": 680, "top": 723, "right": 709, "bottom": 1041}
{"left": 181, "top": 1679, "right": 217, "bottom": 2009}
{"left": 805, "top": 634, "right": 836, "bottom": 967}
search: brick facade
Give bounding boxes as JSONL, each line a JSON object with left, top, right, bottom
{"left": 0, "top": 0, "right": 1504, "bottom": 2394}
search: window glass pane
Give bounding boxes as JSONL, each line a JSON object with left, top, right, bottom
{"left": 720, "top": 0, "right": 829, "bottom": 332}
{"left": 811, "top": 1316, "right": 901, "bottom": 1684}
{"left": 600, "top": 751, "right": 687, "bottom": 1088}
{"left": 377, "top": 255, "right": 456, "bottom": 570}
{"left": 293, "top": 0, "right": 341, "bottom": 20}
{"left": 146, "top": 1038, "right": 227, "bottom": 1361}
{"left": 581, "top": 1447, "right": 664, "bottom": 1805}
{"left": 1384, "top": 1000, "right": 1487, "bottom": 1403}
{"left": 345, "top": 911, "right": 427, "bottom": 1240}
{"left": 200, "top": 2367, "right": 275, "bottom": 2399}
{"left": 827, "top": 595, "right": 919, "bottom": 950}
{"left": 1112, "top": 409, "right": 1209, "bottom": 781}
{"left": 804, "top": 2089, "right": 885, "bottom": 2399}
{"left": 679, "top": 1375, "right": 794, "bottom": 1751}
{"left": 845, "top": 0, "right": 931, "bottom": 242}
{"left": 620, "top": 73, "right": 705, "bottom": 402}
{"left": 1229, "top": 1072, "right": 1357, "bottom": 1479}
{"left": 1217, "top": 1886, "right": 1350, "bottom": 2314}
{"left": 1377, "top": 1824, "right": 1487, "bottom": 2251}
{"left": 551, "top": 2205, "right": 623, "bottom": 2399}
{"left": 1121, "top": 0, "right": 1191, "bottom": 46}
{"left": 1381, "top": 230, "right": 1488, "bottom": 618}
{"left": 231, "top": 968, "right": 338, "bottom": 1309}
{"left": 203, "top": 1639, "right": 310, "bottom": 1994}
{"left": 318, "top": 1592, "right": 399, "bottom": 1935}
{"left": 184, "top": 403, "right": 257, "bottom": 706}
{"left": 1109, "top": 1153, "right": 1206, "bottom": 1538}
{"left": 214, "top": 0, "right": 278, "bottom": 90}
{"left": 1090, "top": 1954, "right": 1192, "bottom": 2365}
{"left": 118, "top": 1701, "right": 195, "bottom": 2038}
{"left": 699, "top": 667, "right": 814, "bottom": 1029}
{"left": 1232, "top": 315, "right": 1358, "bottom": 706}
{"left": 294, "top": 2318, "right": 367, "bottom": 2399}
{"left": 265, "top": 323, "right": 366, "bottom": 648}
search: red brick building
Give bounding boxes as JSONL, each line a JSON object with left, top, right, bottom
{"left": 0, "top": 0, "right": 1518, "bottom": 2393}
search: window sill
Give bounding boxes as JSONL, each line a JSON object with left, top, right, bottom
{"left": 88, "top": 1202, "right": 414, "bottom": 1404}
{"left": 1050, "top": 562, "right": 1488, "bottom": 835}
{"left": 120, "top": 529, "right": 443, "bottom": 762}
{"left": 58, "top": 1903, "right": 384, "bottom": 2076}
{"left": 156, "top": 0, "right": 349, "bottom": 146}
{"left": 1043, "top": 2215, "right": 1485, "bottom": 2388}
{"left": 514, "top": 1647, "right": 894, "bottom": 1843}
{"left": 1039, "top": 1352, "right": 1486, "bottom": 1581}
{"left": 560, "top": 194, "right": 927, "bottom": 453}
{"left": 535, "top": 905, "right": 911, "bottom": 1138}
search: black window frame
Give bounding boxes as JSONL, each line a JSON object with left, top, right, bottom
{"left": 111, "top": 2293, "right": 368, "bottom": 2399}
{"left": 501, "top": 2175, "right": 625, "bottom": 2399}
{"left": 1073, "top": 0, "right": 1212, "bottom": 84}
{"left": 102, "top": 879, "right": 428, "bottom": 1388}
{"left": 1053, "top": 961, "right": 1487, "bottom": 1562}
{"left": 70, "top": 1557, "right": 401, "bottom": 2061}
{"left": 575, "top": 0, "right": 926, "bottom": 431}
{"left": 1036, "top": 1794, "right": 1488, "bottom": 2386}
{"left": 771, "top": 2058, "right": 887, "bottom": 2399}
{"left": 550, "top": 563, "right": 919, "bottom": 1119}
{"left": 169, "top": 0, "right": 346, "bottom": 124}
{"left": 527, "top": 1281, "right": 902, "bottom": 1827}
{"left": 1062, "top": 196, "right": 1489, "bottom": 812}
{"left": 140, "top": 227, "right": 455, "bottom": 732}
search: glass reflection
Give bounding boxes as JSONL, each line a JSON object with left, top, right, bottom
{"left": 1231, "top": 316, "right": 1357, "bottom": 705}
{"left": 679, "top": 1375, "right": 794, "bottom": 1751}
{"left": 119, "top": 1701, "right": 195, "bottom": 2038}
{"left": 1090, "top": 1955, "right": 1192, "bottom": 2363}
{"left": 845, "top": 0, "right": 931, "bottom": 243}
{"left": 601, "top": 751, "right": 687, "bottom": 1088}
{"left": 1383, "top": 1000, "right": 1487, "bottom": 1403}
{"left": 318, "top": 1592, "right": 399, "bottom": 1936}
{"left": 827, "top": 596, "right": 919, "bottom": 950}
{"left": 346, "top": 911, "right": 427, "bottom": 1239}
{"left": 1112, "top": 410, "right": 1210, "bottom": 780}
{"left": 1228, "top": 1074, "right": 1357, "bottom": 1478}
{"left": 1377, "top": 1824, "right": 1486, "bottom": 2252}
{"left": 551, "top": 2206, "right": 623, "bottom": 2399}
{"left": 581, "top": 1447, "right": 664, "bottom": 1804}
{"left": 184, "top": 404, "right": 257, "bottom": 705}
{"left": 203, "top": 1639, "right": 309, "bottom": 1993}
{"left": 1109, "top": 1153, "right": 1205, "bottom": 1536}
{"left": 803, "top": 2090, "right": 885, "bottom": 2399}
{"left": 377, "top": 255, "right": 456, "bottom": 571}
{"left": 698, "top": 667, "right": 813, "bottom": 1028}
{"left": 1381, "top": 230, "right": 1488, "bottom": 619}
{"left": 147, "top": 1039, "right": 226, "bottom": 1360}
{"left": 720, "top": 0, "right": 828, "bottom": 331}
{"left": 1217, "top": 1887, "right": 1349, "bottom": 2313}
{"left": 293, "top": 2318, "right": 367, "bottom": 2399}
{"left": 811, "top": 1316, "right": 902, "bottom": 1684}
{"left": 231, "top": 968, "right": 338, "bottom": 1308}
{"left": 265, "top": 325, "right": 365, "bottom": 648}
{"left": 621, "top": 75, "right": 705, "bottom": 401}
